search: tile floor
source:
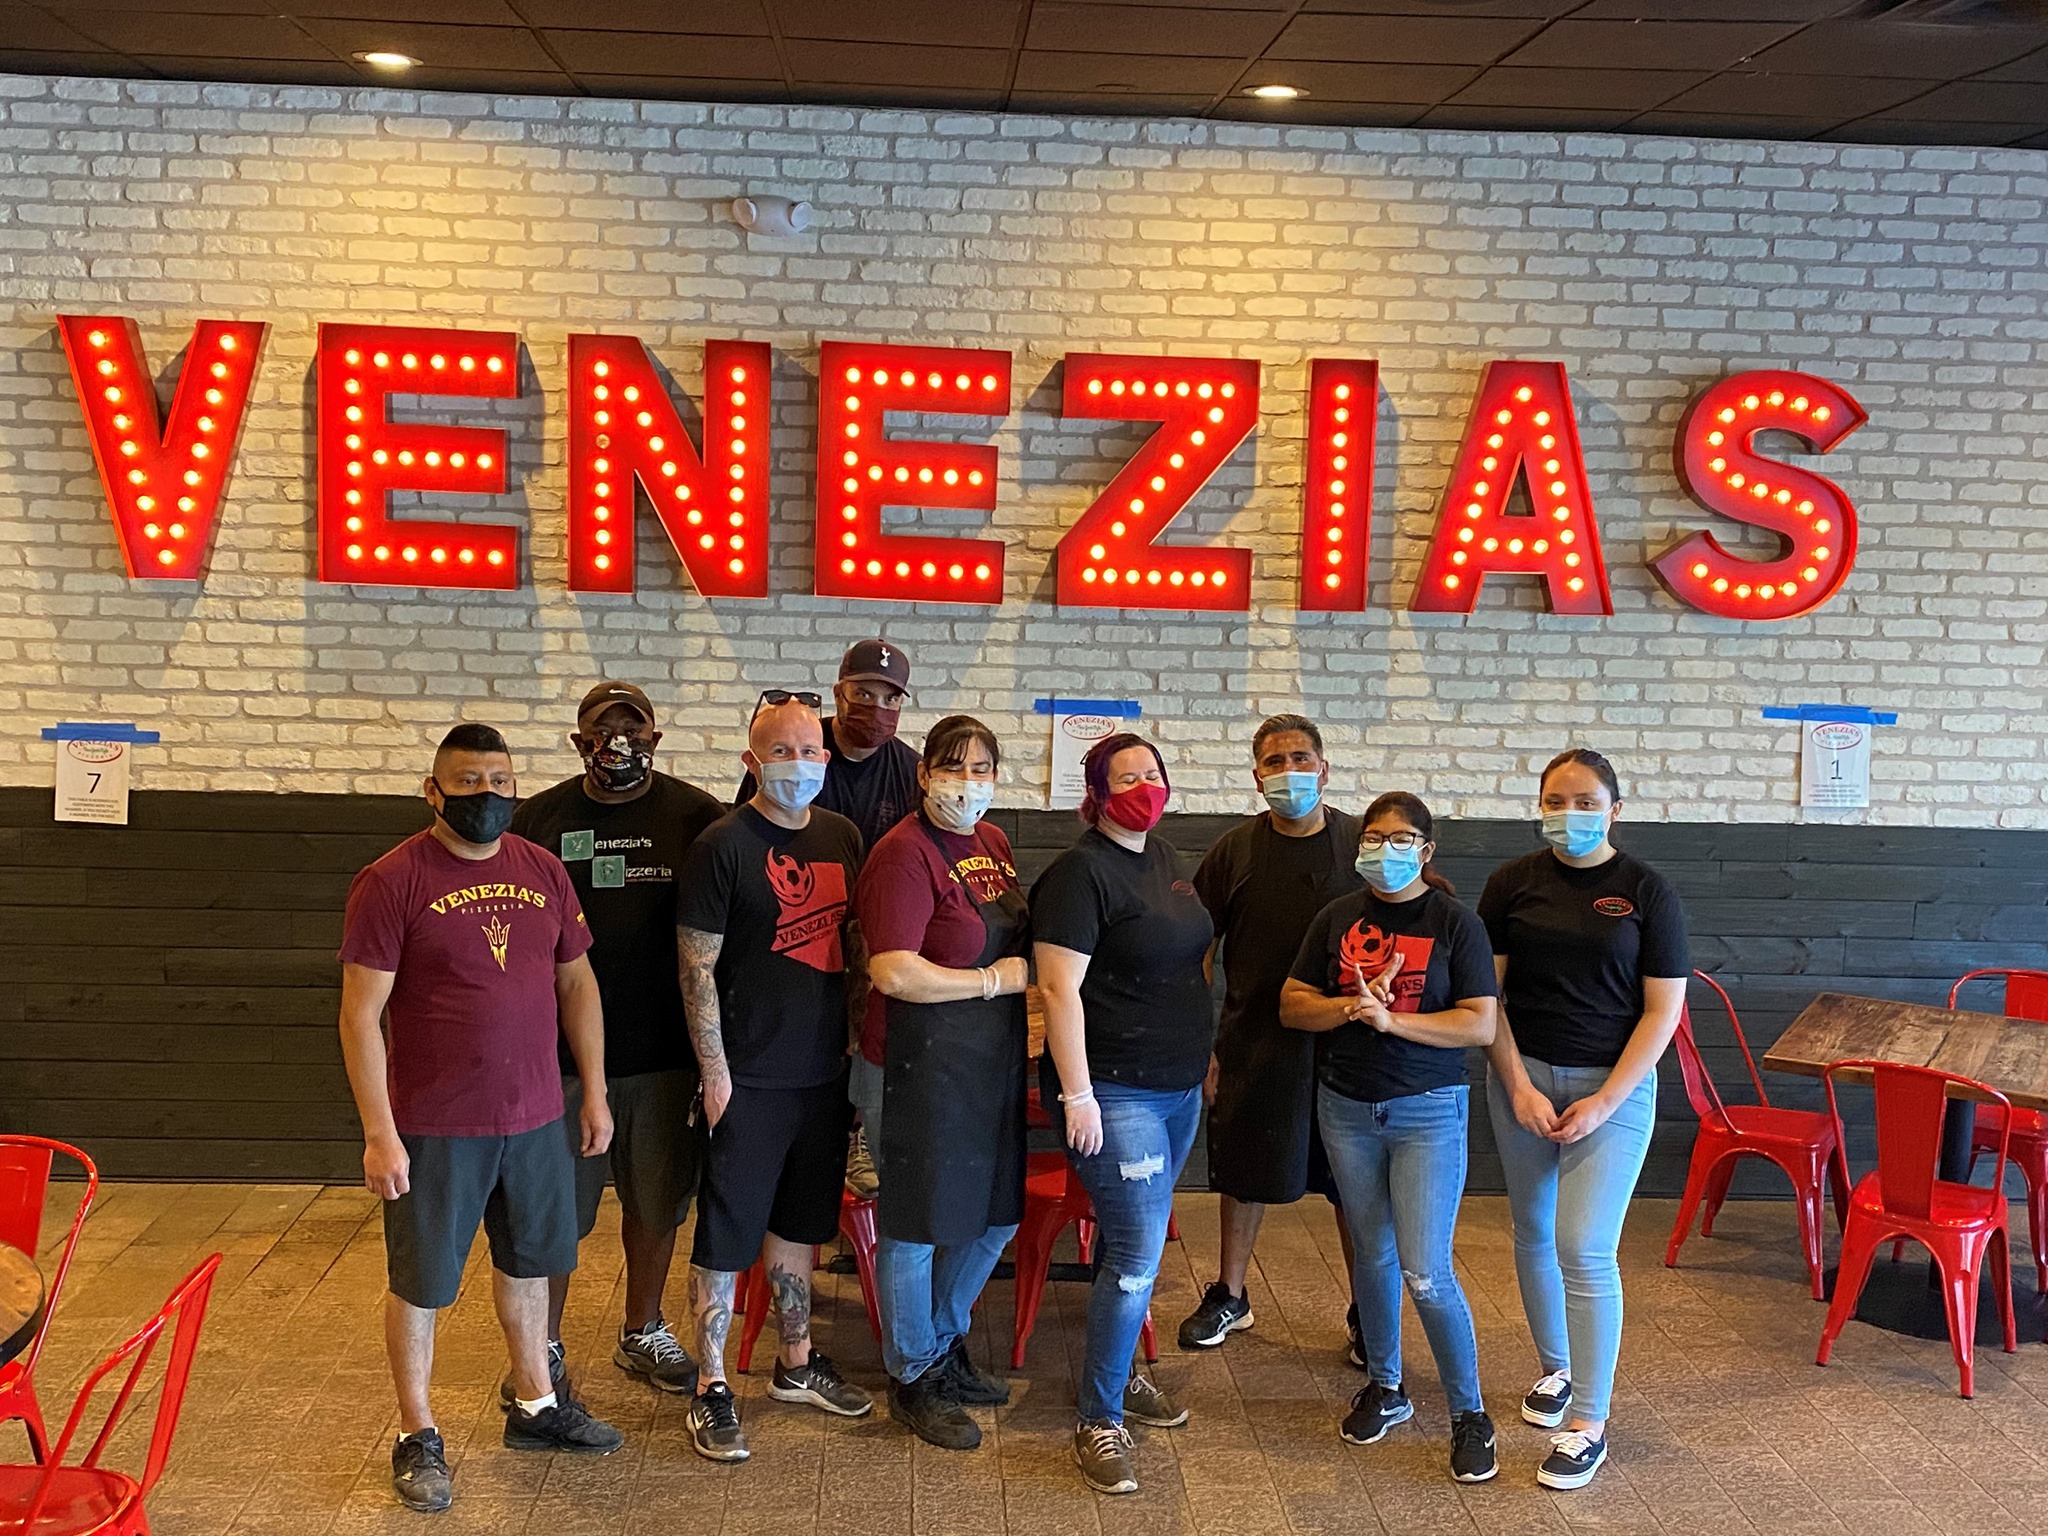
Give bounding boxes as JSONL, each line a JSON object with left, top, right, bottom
{"left": 10, "top": 1181, "right": 2046, "bottom": 1534}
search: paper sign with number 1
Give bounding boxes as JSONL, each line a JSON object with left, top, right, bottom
{"left": 1802, "top": 719, "right": 1872, "bottom": 810}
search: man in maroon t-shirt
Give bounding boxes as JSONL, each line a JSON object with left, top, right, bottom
{"left": 337, "top": 722, "right": 623, "bottom": 1514}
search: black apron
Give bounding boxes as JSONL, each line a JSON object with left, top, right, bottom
{"left": 877, "top": 816, "right": 1031, "bottom": 1247}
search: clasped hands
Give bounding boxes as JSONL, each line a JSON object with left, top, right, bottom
{"left": 1342, "top": 953, "right": 1403, "bottom": 1032}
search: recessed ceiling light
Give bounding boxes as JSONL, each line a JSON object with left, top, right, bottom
{"left": 1245, "top": 84, "right": 1304, "bottom": 100}
{"left": 356, "top": 51, "right": 419, "bottom": 70}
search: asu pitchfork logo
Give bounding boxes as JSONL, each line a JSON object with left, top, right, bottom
{"left": 482, "top": 915, "right": 511, "bottom": 971}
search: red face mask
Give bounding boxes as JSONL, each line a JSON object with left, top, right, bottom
{"left": 1102, "top": 781, "right": 1168, "bottom": 832}
{"left": 834, "top": 701, "right": 900, "bottom": 751}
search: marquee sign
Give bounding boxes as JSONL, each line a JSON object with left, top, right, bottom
{"left": 54, "top": 317, "right": 1869, "bottom": 622}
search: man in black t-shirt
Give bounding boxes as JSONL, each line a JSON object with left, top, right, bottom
{"left": 509, "top": 681, "right": 725, "bottom": 1403}
{"left": 676, "top": 694, "right": 875, "bottom": 1463}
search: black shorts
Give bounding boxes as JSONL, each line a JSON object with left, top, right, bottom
{"left": 690, "top": 1074, "right": 851, "bottom": 1273}
{"left": 384, "top": 1119, "right": 578, "bottom": 1310}
{"left": 562, "top": 1070, "right": 701, "bottom": 1239}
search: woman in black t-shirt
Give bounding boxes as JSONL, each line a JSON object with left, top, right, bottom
{"left": 1030, "top": 732, "right": 1215, "bottom": 1498}
{"left": 1478, "top": 748, "right": 1688, "bottom": 1494}
{"left": 1280, "top": 791, "right": 1499, "bottom": 1485}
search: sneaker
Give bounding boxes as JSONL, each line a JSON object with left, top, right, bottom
{"left": 498, "top": 1338, "right": 571, "bottom": 1412}
{"left": 615, "top": 1317, "right": 700, "bottom": 1395}
{"left": 1450, "top": 1410, "right": 1499, "bottom": 1484}
{"left": 846, "top": 1127, "right": 880, "bottom": 1200}
{"left": 1538, "top": 1430, "right": 1608, "bottom": 1490}
{"left": 769, "top": 1350, "right": 874, "bottom": 1417}
{"left": 391, "top": 1428, "right": 452, "bottom": 1513}
{"left": 938, "top": 1339, "right": 1010, "bottom": 1407}
{"left": 1073, "top": 1418, "right": 1138, "bottom": 1495}
{"left": 889, "top": 1371, "right": 981, "bottom": 1451}
{"left": 1345, "top": 1302, "right": 1367, "bottom": 1370}
{"left": 1177, "top": 1280, "right": 1254, "bottom": 1349}
{"left": 1521, "top": 1369, "right": 1572, "bottom": 1429}
{"left": 1339, "top": 1381, "right": 1414, "bottom": 1446}
{"left": 688, "top": 1382, "right": 750, "bottom": 1463}
{"left": 502, "top": 1397, "right": 624, "bottom": 1455}
{"left": 1122, "top": 1373, "right": 1188, "bottom": 1428}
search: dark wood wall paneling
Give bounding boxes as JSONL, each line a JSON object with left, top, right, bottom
{"left": 4, "top": 789, "right": 2045, "bottom": 1195}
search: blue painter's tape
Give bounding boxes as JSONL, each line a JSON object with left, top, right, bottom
{"left": 1033, "top": 698, "right": 1143, "bottom": 717}
{"left": 41, "top": 721, "right": 163, "bottom": 743}
{"left": 1761, "top": 703, "right": 1897, "bottom": 726}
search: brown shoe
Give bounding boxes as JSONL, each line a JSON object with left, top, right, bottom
{"left": 1074, "top": 1418, "right": 1138, "bottom": 1495}
{"left": 1123, "top": 1373, "right": 1188, "bottom": 1427}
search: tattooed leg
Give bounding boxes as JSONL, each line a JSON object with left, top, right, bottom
{"left": 691, "top": 1266, "right": 736, "bottom": 1385}
{"left": 763, "top": 1233, "right": 814, "bottom": 1368}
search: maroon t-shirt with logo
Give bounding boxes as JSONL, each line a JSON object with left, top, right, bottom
{"left": 675, "top": 804, "right": 864, "bottom": 1090}
{"left": 339, "top": 830, "right": 593, "bottom": 1138}
{"left": 853, "top": 813, "right": 1022, "bottom": 1066}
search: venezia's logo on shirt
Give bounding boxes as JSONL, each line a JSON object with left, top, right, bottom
{"left": 949, "top": 852, "right": 1017, "bottom": 902}
{"left": 1338, "top": 921, "right": 1434, "bottom": 1012}
{"left": 1593, "top": 896, "right": 1635, "bottom": 917}
{"left": 766, "top": 849, "right": 847, "bottom": 972}
{"left": 429, "top": 882, "right": 549, "bottom": 915}
{"left": 482, "top": 915, "right": 511, "bottom": 971}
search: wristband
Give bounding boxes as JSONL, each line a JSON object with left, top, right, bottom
{"left": 1059, "top": 1087, "right": 1095, "bottom": 1106}
{"left": 979, "top": 966, "right": 998, "bottom": 1000}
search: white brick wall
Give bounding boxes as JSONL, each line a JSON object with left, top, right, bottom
{"left": 2, "top": 73, "right": 2045, "bottom": 825}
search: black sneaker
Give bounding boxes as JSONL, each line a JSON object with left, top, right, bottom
{"left": 1345, "top": 1302, "right": 1366, "bottom": 1369}
{"left": 1521, "top": 1369, "right": 1572, "bottom": 1429}
{"left": 1450, "top": 1411, "right": 1499, "bottom": 1484}
{"left": 889, "top": 1371, "right": 981, "bottom": 1451}
{"left": 498, "top": 1338, "right": 571, "bottom": 1412}
{"left": 769, "top": 1350, "right": 874, "bottom": 1417}
{"left": 688, "top": 1382, "right": 749, "bottom": 1462}
{"left": 615, "top": 1317, "right": 700, "bottom": 1395}
{"left": 502, "top": 1397, "right": 624, "bottom": 1455}
{"left": 1538, "top": 1430, "right": 1608, "bottom": 1490}
{"left": 391, "top": 1428, "right": 452, "bottom": 1513}
{"left": 1339, "top": 1381, "right": 1414, "bottom": 1446}
{"left": 938, "top": 1339, "right": 1010, "bottom": 1406}
{"left": 1177, "top": 1281, "right": 1254, "bottom": 1349}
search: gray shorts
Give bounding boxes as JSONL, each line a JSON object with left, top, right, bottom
{"left": 384, "top": 1119, "right": 578, "bottom": 1311}
{"left": 562, "top": 1070, "right": 701, "bottom": 1239}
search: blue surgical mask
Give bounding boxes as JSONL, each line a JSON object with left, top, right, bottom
{"left": 759, "top": 758, "right": 827, "bottom": 813}
{"left": 1542, "top": 809, "right": 1609, "bottom": 859}
{"left": 1355, "top": 843, "right": 1423, "bottom": 894}
{"left": 925, "top": 776, "right": 995, "bottom": 834}
{"left": 1261, "top": 770, "right": 1323, "bottom": 820}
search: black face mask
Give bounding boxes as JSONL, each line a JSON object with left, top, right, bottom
{"left": 436, "top": 789, "right": 517, "bottom": 845}
{"left": 582, "top": 733, "right": 652, "bottom": 793}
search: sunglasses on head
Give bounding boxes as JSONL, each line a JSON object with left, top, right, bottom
{"left": 754, "top": 688, "right": 823, "bottom": 713}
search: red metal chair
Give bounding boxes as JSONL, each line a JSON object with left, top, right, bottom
{"left": 736, "top": 1190, "right": 880, "bottom": 1374}
{"left": 1816, "top": 1061, "right": 2017, "bottom": 1398}
{"left": 0, "top": 1137, "right": 100, "bottom": 1462}
{"left": 1949, "top": 968, "right": 2048, "bottom": 1294}
{"left": 1663, "top": 974, "right": 1850, "bottom": 1299}
{"left": 0, "top": 1253, "right": 220, "bottom": 1535}
{"left": 1010, "top": 1150, "right": 1157, "bottom": 1370}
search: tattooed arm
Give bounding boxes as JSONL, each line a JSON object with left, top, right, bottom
{"left": 677, "top": 925, "right": 731, "bottom": 1126}
{"left": 841, "top": 915, "right": 870, "bottom": 1055}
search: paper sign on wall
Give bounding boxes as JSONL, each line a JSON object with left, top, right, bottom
{"left": 43, "top": 722, "right": 161, "bottom": 826}
{"left": 1765, "top": 703, "right": 1893, "bottom": 812}
{"left": 1037, "top": 699, "right": 1142, "bottom": 810}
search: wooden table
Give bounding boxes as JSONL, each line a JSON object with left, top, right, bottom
{"left": 0, "top": 1241, "right": 44, "bottom": 1368}
{"left": 1764, "top": 991, "right": 2048, "bottom": 1339}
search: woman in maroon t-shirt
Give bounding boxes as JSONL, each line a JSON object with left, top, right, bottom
{"left": 852, "top": 716, "right": 1030, "bottom": 1451}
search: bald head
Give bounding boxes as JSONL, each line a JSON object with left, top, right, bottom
{"left": 748, "top": 698, "right": 826, "bottom": 766}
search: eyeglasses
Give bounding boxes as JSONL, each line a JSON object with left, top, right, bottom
{"left": 1360, "top": 831, "right": 1425, "bottom": 851}
{"left": 754, "top": 689, "right": 822, "bottom": 714}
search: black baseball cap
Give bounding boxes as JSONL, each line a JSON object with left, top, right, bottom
{"left": 839, "top": 638, "right": 911, "bottom": 693}
{"left": 577, "top": 681, "right": 655, "bottom": 731}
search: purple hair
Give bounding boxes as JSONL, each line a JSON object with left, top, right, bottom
{"left": 1078, "top": 732, "right": 1168, "bottom": 825}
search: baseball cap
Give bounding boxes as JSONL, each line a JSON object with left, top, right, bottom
{"left": 839, "top": 638, "right": 911, "bottom": 693}
{"left": 577, "top": 681, "right": 655, "bottom": 731}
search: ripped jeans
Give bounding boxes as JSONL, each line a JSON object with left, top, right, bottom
{"left": 1055, "top": 1079, "right": 1202, "bottom": 1424}
{"left": 1317, "top": 1083, "right": 1482, "bottom": 1416}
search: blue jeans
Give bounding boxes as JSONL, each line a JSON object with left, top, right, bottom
{"left": 1052, "top": 1081, "right": 1202, "bottom": 1424}
{"left": 1485, "top": 1058, "right": 1657, "bottom": 1425}
{"left": 877, "top": 1225, "right": 1018, "bottom": 1383}
{"left": 1317, "top": 1083, "right": 1482, "bottom": 1416}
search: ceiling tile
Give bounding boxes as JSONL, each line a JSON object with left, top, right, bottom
{"left": 784, "top": 39, "right": 1010, "bottom": 90}
{"left": 60, "top": 10, "right": 334, "bottom": 58}
{"left": 299, "top": 18, "right": 560, "bottom": 69}
{"left": 510, "top": 0, "right": 764, "bottom": 30}
{"left": 1012, "top": 48, "right": 1245, "bottom": 94}
{"left": 782, "top": 81, "right": 1003, "bottom": 107}
{"left": 40, "top": 0, "right": 297, "bottom": 14}
{"left": 1748, "top": 20, "right": 2048, "bottom": 79}
{"left": 1978, "top": 44, "right": 2048, "bottom": 82}
{"left": 1303, "top": 0, "right": 1577, "bottom": 14}
{"left": 1028, "top": 3, "right": 1277, "bottom": 58}
{"left": 1657, "top": 70, "right": 1939, "bottom": 120}
{"left": 770, "top": 0, "right": 1021, "bottom": 50}
{"left": 1631, "top": 110, "right": 1843, "bottom": 139}
{"left": 1824, "top": 116, "right": 2034, "bottom": 147}
{"left": 1415, "top": 103, "right": 1638, "bottom": 130}
{"left": 542, "top": 28, "right": 781, "bottom": 76}
{"left": 0, "top": 47, "right": 133, "bottom": 71}
{"left": 292, "top": 0, "right": 526, "bottom": 22}
{"left": 130, "top": 54, "right": 365, "bottom": 81}
{"left": 1266, "top": 12, "right": 1543, "bottom": 65}
{"left": 0, "top": 4, "right": 107, "bottom": 48}
{"left": 576, "top": 72, "right": 785, "bottom": 97}
{"left": 1450, "top": 66, "right": 1704, "bottom": 112}
{"left": 359, "top": 64, "right": 577, "bottom": 90}
{"left": 1009, "top": 89, "right": 1218, "bottom": 116}
{"left": 1239, "top": 59, "right": 1478, "bottom": 105}
{"left": 1871, "top": 79, "right": 2048, "bottom": 125}
{"left": 1504, "top": 20, "right": 1798, "bottom": 72}
{"left": 1571, "top": 0, "right": 1841, "bottom": 17}
{"left": 1221, "top": 97, "right": 1426, "bottom": 128}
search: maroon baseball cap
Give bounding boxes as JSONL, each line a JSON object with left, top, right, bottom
{"left": 577, "top": 681, "right": 655, "bottom": 731}
{"left": 839, "top": 638, "right": 911, "bottom": 693}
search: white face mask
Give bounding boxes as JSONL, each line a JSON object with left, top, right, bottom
{"left": 758, "top": 758, "right": 826, "bottom": 812}
{"left": 925, "top": 775, "right": 995, "bottom": 834}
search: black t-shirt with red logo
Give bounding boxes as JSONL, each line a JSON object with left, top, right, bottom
{"left": 1477, "top": 847, "right": 1690, "bottom": 1069}
{"left": 675, "top": 804, "right": 864, "bottom": 1090}
{"left": 1290, "top": 885, "right": 1497, "bottom": 1104}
